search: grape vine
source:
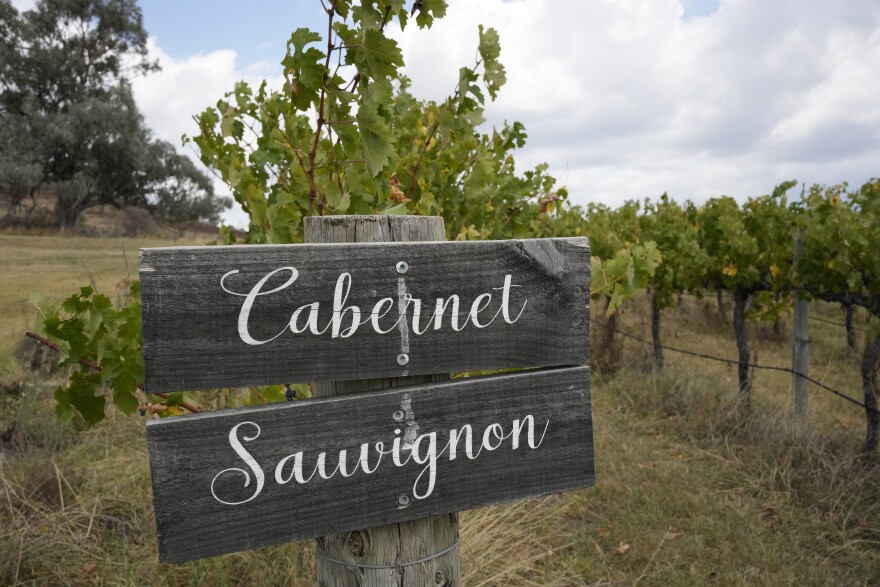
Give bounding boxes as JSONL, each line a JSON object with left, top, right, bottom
{"left": 31, "top": 0, "right": 661, "bottom": 430}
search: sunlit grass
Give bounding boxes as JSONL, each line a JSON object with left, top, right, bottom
{"left": 0, "top": 233, "right": 203, "bottom": 384}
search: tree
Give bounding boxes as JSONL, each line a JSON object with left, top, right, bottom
{"left": 0, "top": 110, "right": 43, "bottom": 218}
{"left": 0, "top": 0, "right": 229, "bottom": 227}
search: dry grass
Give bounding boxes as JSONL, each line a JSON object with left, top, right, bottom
{"left": 4, "top": 370, "right": 878, "bottom": 586}
{"left": 1, "top": 238, "right": 879, "bottom": 585}
{"left": 0, "top": 410, "right": 318, "bottom": 586}
{"left": 3, "top": 363, "right": 878, "bottom": 585}
{"left": 461, "top": 497, "right": 579, "bottom": 586}
{"left": 558, "top": 374, "right": 880, "bottom": 585}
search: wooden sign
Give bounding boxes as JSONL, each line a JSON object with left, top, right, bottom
{"left": 139, "top": 238, "right": 589, "bottom": 393}
{"left": 147, "top": 366, "right": 593, "bottom": 563}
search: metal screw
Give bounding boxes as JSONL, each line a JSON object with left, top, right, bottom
{"left": 392, "top": 410, "right": 405, "bottom": 422}
{"left": 397, "top": 353, "right": 409, "bottom": 366}
{"left": 398, "top": 494, "right": 411, "bottom": 507}
{"left": 396, "top": 261, "right": 409, "bottom": 274}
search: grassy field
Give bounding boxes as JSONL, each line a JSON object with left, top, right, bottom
{"left": 0, "top": 233, "right": 201, "bottom": 384}
{"left": 1, "top": 233, "right": 878, "bottom": 585}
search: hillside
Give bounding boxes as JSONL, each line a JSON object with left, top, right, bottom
{"left": 1, "top": 191, "right": 232, "bottom": 240}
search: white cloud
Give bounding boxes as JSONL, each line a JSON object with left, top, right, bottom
{"left": 9, "top": 0, "right": 36, "bottom": 11}
{"left": 131, "top": 39, "right": 284, "bottom": 228}
{"left": 394, "top": 0, "right": 880, "bottom": 207}
{"left": 130, "top": 0, "right": 880, "bottom": 228}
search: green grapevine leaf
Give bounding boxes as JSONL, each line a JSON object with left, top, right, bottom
{"left": 414, "top": 0, "right": 448, "bottom": 28}
{"left": 384, "top": 202, "right": 409, "bottom": 215}
{"left": 478, "top": 25, "right": 506, "bottom": 100}
{"left": 353, "top": 28, "right": 404, "bottom": 80}
{"left": 55, "top": 371, "right": 105, "bottom": 429}
{"left": 283, "top": 28, "right": 326, "bottom": 109}
{"left": 357, "top": 102, "right": 395, "bottom": 176}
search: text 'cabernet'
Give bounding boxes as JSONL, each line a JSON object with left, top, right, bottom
{"left": 219, "top": 268, "right": 529, "bottom": 345}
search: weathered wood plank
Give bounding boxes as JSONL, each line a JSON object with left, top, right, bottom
{"left": 139, "top": 237, "right": 589, "bottom": 393}
{"left": 147, "top": 365, "right": 593, "bottom": 563}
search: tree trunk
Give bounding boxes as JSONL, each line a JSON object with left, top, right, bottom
{"left": 771, "top": 292, "right": 784, "bottom": 341}
{"left": 651, "top": 292, "right": 664, "bottom": 370}
{"left": 844, "top": 303, "right": 857, "bottom": 349}
{"left": 716, "top": 288, "right": 728, "bottom": 324}
{"left": 733, "top": 290, "right": 751, "bottom": 409}
{"left": 305, "top": 215, "right": 460, "bottom": 587}
{"left": 55, "top": 200, "right": 85, "bottom": 230}
{"left": 861, "top": 333, "right": 880, "bottom": 453}
{"left": 598, "top": 300, "right": 620, "bottom": 374}
{"left": 772, "top": 317, "right": 784, "bottom": 342}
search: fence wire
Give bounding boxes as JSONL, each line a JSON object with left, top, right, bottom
{"left": 678, "top": 291, "right": 866, "bottom": 332}
{"left": 592, "top": 318, "right": 878, "bottom": 415}
{"left": 809, "top": 314, "right": 865, "bottom": 332}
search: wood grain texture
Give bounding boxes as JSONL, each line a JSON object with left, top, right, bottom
{"left": 139, "top": 231, "right": 589, "bottom": 393}
{"left": 146, "top": 366, "right": 594, "bottom": 564}
{"left": 306, "top": 215, "right": 456, "bottom": 587}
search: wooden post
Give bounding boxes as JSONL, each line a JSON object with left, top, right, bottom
{"left": 791, "top": 232, "right": 809, "bottom": 418}
{"left": 791, "top": 295, "right": 809, "bottom": 416}
{"left": 305, "top": 215, "right": 460, "bottom": 587}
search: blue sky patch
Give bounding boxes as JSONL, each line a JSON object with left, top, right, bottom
{"left": 680, "top": 0, "right": 721, "bottom": 20}
{"left": 140, "top": 0, "right": 325, "bottom": 65}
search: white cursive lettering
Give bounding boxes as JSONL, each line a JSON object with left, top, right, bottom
{"left": 211, "top": 413, "right": 550, "bottom": 505}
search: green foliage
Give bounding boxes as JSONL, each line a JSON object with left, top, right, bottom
{"left": 0, "top": 0, "right": 230, "bottom": 227}
{"left": 695, "top": 184, "right": 796, "bottom": 314}
{"left": 583, "top": 201, "right": 642, "bottom": 261}
{"left": 54, "top": 371, "right": 105, "bottom": 428}
{"left": 580, "top": 200, "right": 662, "bottom": 314}
{"left": 34, "top": 284, "right": 143, "bottom": 429}
{"left": 34, "top": 0, "right": 660, "bottom": 429}
{"left": 144, "top": 140, "right": 229, "bottom": 224}
{"left": 639, "top": 194, "right": 705, "bottom": 309}
{"left": 697, "top": 196, "right": 757, "bottom": 290}
{"left": 591, "top": 242, "right": 662, "bottom": 314}
{"left": 797, "top": 180, "right": 880, "bottom": 319}
{"left": 187, "top": 0, "right": 581, "bottom": 244}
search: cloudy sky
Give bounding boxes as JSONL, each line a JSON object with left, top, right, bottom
{"left": 13, "top": 0, "right": 880, "bottom": 227}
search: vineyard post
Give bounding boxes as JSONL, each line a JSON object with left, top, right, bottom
{"left": 791, "top": 232, "right": 809, "bottom": 417}
{"left": 304, "top": 214, "right": 460, "bottom": 586}
{"left": 791, "top": 295, "right": 809, "bottom": 417}
{"left": 862, "top": 336, "right": 880, "bottom": 453}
